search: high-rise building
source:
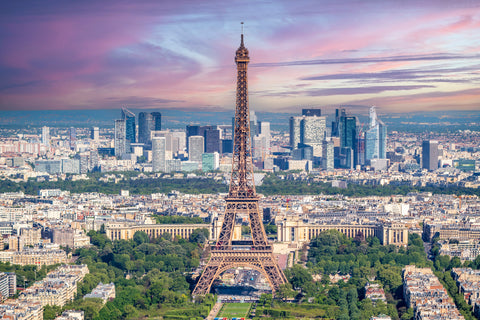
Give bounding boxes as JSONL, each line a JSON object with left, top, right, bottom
{"left": 289, "top": 116, "right": 302, "bottom": 149}
{"left": 356, "top": 132, "right": 365, "bottom": 166}
{"left": 290, "top": 114, "right": 326, "bottom": 154}
{"left": 138, "top": 112, "right": 154, "bottom": 144}
{"left": 152, "top": 137, "right": 166, "bottom": 172}
{"left": 365, "top": 125, "right": 379, "bottom": 161}
{"left": 379, "top": 121, "right": 387, "bottom": 159}
{"left": 122, "top": 107, "right": 136, "bottom": 144}
{"left": 250, "top": 111, "right": 258, "bottom": 136}
{"left": 258, "top": 121, "right": 271, "bottom": 155}
{"left": 41, "top": 126, "right": 50, "bottom": 147}
{"left": 222, "top": 139, "right": 233, "bottom": 154}
{"left": 204, "top": 128, "right": 221, "bottom": 153}
{"left": 151, "top": 112, "right": 162, "bottom": 131}
{"left": 340, "top": 116, "right": 357, "bottom": 150}
{"left": 69, "top": 127, "right": 76, "bottom": 150}
{"left": 322, "top": 139, "right": 334, "bottom": 171}
{"left": 422, "top": 140, "right": 439, "bottom": 171}
{"left": 114, "top": 119, "right": 127, "bottom": 157}
{"left": 186, "top": 125, "right": 214, "bottom": 153}
{"left": 90, "top": 127, "right": 99, "bottom": 141}
{"left": 331, "top": 108, "right": 343, "bottom": 137}
{"left": 188, "top": 136, "right": 204, "bottom": 163}
{"left": 301, "top": 116, "right": 326, "bottom": 145}
{"left": 171, "top": 131, "right": 186, "bottom": 154}
{"left": 302, "top": 108, "right": 321, "bottom": 117}
{"left": 364, "top": 106, "right": 387, "bottom": 162}
{"left": 252, "top": 135, "right": 265, "bottom": 159}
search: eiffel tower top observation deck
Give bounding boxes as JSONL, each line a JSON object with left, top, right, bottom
{"left": 229, "top": 29, "right": 256, "bottom": 200}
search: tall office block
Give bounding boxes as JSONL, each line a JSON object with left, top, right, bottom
{"left": 331, "top": 108, "right": 343, "bottom": 137}
{"left": 90, "top": 127, "right": 99, "bottom": 141}
{"left": 114, "top": 119, "right": 127, "bottom": 157}
{"left": 122, "top": 107, "right": 136, "bottom": 144}
{"left": 290, "top": 114, "right": 326, "bottom": 153}
{"left": 289, "top": 116, "right": 302, "bottom": 149}
{"left": 171, "top": 131, "right": 186, "bottom": 154}
{"left": 340, "top": 116, "right": 357, "bottom": 150}
{"left": 302, "top": 108, "right": 321, "bottom": 117}
{"left": 356, "top": 133, "right": 365, "bottom": 166}
{"left": 301, "top": 116, "right": 326, "bottom": 145}
{"left": 322, "top": 139, "right": 334, "bottom": 171}
{"left": 422, "top": 140, "right": 439, "bottom": 171}
{"left": 152, "top": 112, "right": 162, "bottom": 130}
{"left": 250, "top": 111, "right": 258, "bottom": 136}
{"left": 186, "top": 125, "right": 213, "bottom": 151}
{"left": 258, "top": 121, "right": 271, "bottom": 154}
{"left": 379, "top": 121, "right": 387, "bottom": 159}
{"left": 41, "top": 126, "right": 50, "bottom": 147}
{"left": 365, "top": 126, "right": 379, "bottom": 161}
{"left": 364, "top": 106, "right": 387, "bottom": 162}
{"left": 69, "top": 127, "right": 76, "bottom": 150}
{"left": 138, "top": 112, "right": 154, "bottom": 144}
{"left": 204, "top": 128, "right": 221, "bottom": 153}
{"left": 222, "top": 139, "right": 233, "bottom": 154}
{"left": 252, "top": 135, "right": 267, "bottom": 159}
{"left": 152, "top": 137, "right": 166, "bottom": 172}
{"left": 188, "top": 135, "right": 204, "bottom": 163}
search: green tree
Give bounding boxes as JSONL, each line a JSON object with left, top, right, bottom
{"left": 43, "top": 305, "right": 62, "bottom": 320}
{"left": 133, "top": 231, "right": 149, "bottom": 245}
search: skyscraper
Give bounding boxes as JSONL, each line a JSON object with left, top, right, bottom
{"left": 151, "top": 112, "right": 162, "bottom": 130}
{"left": 188, "top": 135, "right": 204, "bottom": 163}
{"left": 365, "top": 125, "right": 379, "bottom": 161}
{"left": 289, "top": 116, "right": 302, "bottom": 149}
{"left": 422, "top": 140, "right": 439, "bottom": 171}
{"left": 152, "top": 137, "right": 166, "bottom": 172}
{"left": 204, "top": 128, "right": 221, "bottom": 153}
{"left": 364, "top": 106, "right": 387, "bottom": 162}
{"left": 69, "top": 127, "right": 76, "bottom": 150}
{"left": 322, "top": 139, "right": 334, "bottom": 171}
{"left": 290, "top": 112, "right": 326, "bottom": 154}
{"left": 250, "top": 111, "right": 258, "bottom": 136}
{"left": 258, "top": 121, "right": 271, "bottom": 155}
{"left": 90, "top": 127, "right": 99, "bottom": 141}
{"left": 300, "top": 115, "right": 326, "bottom": 157}
{"left": 114, "top": 119, "right": 127, "bottom": 157}
{"left": 121, "top": 107, "right": 136, "bottom": 144}
{"left": 138, "top": 112, "right": 154, "bottom": 144}
{"left": 41, "top": 126, "right": 50, "bottom": 147}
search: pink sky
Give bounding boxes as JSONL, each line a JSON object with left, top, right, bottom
{"left": 0, "top": 0, "right": 479, "bottom": 114}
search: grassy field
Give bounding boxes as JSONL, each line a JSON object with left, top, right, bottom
{"left": 217, "top": 303, "right": 251, "bottom": 319}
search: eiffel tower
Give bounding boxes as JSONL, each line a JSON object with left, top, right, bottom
{"left": 193, "top": 28, "right": 287, "bottom": 296}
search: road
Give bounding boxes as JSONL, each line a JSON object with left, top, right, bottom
{"left": 206, "top": 302, "right": 223, "bottom": 320}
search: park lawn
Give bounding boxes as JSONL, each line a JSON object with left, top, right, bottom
{"left": 217, "top": 303, "right": 251, "bottom": 318}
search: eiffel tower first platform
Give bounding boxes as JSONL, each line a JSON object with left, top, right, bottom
{"left": 192, "top": 29, "right": 287, "bottom": 296}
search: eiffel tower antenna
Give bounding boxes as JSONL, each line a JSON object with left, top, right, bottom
{"left": 193, "top": 29, "right": 287, "bottom": 296}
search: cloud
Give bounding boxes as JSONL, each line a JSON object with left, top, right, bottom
{"left": 299, "top": 65, "right": 480, "bottom": 83}
{"left": 252, "top": 53, "right": 480, "bottom": 68}
{"left": 101, "top": 96, "right": 183, "bottom": 106}
{"left": 254, "top": 85, "right": 435, "bottom": 97}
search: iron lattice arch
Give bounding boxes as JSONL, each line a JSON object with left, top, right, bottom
{"left": 192, "top": 32, "right": 287, "bottom": 296}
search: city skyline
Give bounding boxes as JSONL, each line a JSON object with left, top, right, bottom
{"left": 1, "top": 0, "right": 479, "bottom": 113}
